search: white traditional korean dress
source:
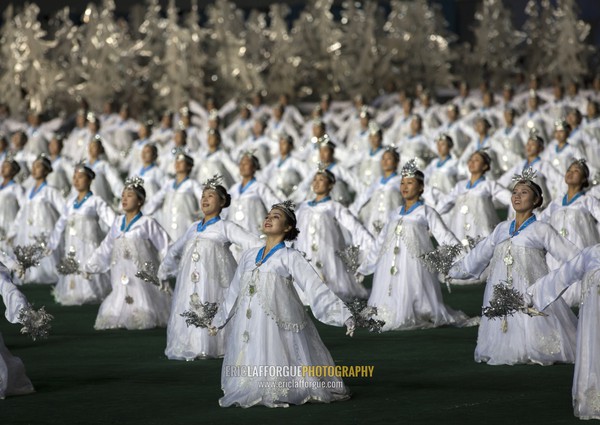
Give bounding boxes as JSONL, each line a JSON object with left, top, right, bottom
{"left": 8, "top": 182, "right": 66, "bottom": 284}
{"left": 0, "top": 181, "right": 24, "bottom": 251}
{"left": 129, "top": 163, "right": 165, "bottom": 201}
{"left": 529, "top": 245, "right": 600, "bottom": 420}
{"left": 296, "top": 197, "right": 374, "bottom": 301}
{"left": 358, "top": 202, "right": 470, "bottom": 331}
{"left": 224, "top": 178, "right": 281, "bottom": 238}
{"left": 144, "top": 177, "right": 204, "bottom": 242}
{"left": 260, "top": 155, "right": 309, "bottom": 199}
{"left": 86, "top": 159, "right": 124, "bottom": 205}
{"left": 436, "top": 177, "right": 511, "bottom": 244}
{"left": 194, "top": 149, "right": 238, "bottom": 190}
{"left": 538, "top": 192, "right": 600, "bottom": 306}
{"left": 84, "top": 214, "right": 171, "bottom": 330}
{"left": 350, "top": 173, "right": 402, "bottom": 235}
{"left": 158, "top": 217, "right": 261, "bottom": 360}
{"left": 449, "top": 218, "right": 578, "bottom": 365}
{"left": 212, "top": 244, "right": 352, "bottom": 408}
{"left": 48, "top": 193, "right": 116, "bottom": 305}
{"left": 0, "top": 259, "right": 35, "bottom": 399}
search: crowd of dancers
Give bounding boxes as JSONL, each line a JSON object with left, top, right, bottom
{"left": 1, "top": 75, "right": 600, "bottom": 417}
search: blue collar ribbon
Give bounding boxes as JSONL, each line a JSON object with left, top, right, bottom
{"left": 380, "top": 172, "right": 397, "bottom": 185}
{"left": 436, "top": 155, "right": 451, "bottom": 168}
{"left": 0, "top": 180, "right": 15, "bottom": 190}
{"left": 239, "top": 178, "right": 256, "bottom": 194}
{"left": 524, "top": 157, "right": 541, "bottom": 169}
{"left": 121, "top": 212, "right": 143, "bottom": 233}
{"left": 29, "top": 181, "right": 47, "bottom": 199}
{"left": 255, "top": 242, "right": 286, "bottom": 266}
{"left": 197, "top": 216, "right": 221, "bottom": 232}
{"left": 140, "top": 164, "right": 155, "bottom": 176}
{"left": 308, "top": 196, "right": 331, "bottom": 207}
{"left": 509, "top": 214, "right": 536, "bottom": 238}
{"left": 562, "top": 191, "right": 584, "bottom": 206}
{"left": 173, "top": 176, "right": 189, "bottom": 190}
{"left": 74, "top": 191, "right": 93, "bottom": 209}
{"left": 399, "top": 200, "right": 423, "bottom": 216}
{"left": 466, "top": 176, "right": 485, "bottom": 189}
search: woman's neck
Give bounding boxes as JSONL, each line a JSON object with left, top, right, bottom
{"left": 514, "top": 211, "right": 534, "bottom": 229}
{"left": 383, "top": 169, "right": 394, "bottom": 178}
{"left": 527, "top": 153, "right": 538, "bottom": 162}
{"left": 2, "top": 177, "right": 10, "bottom": 186}
{"left": 77, "top": 189, "right": 89, "bottom": 201}
{"left": 315, "top": 193, "right": 329, "bottom": 202}
{"left": 470, "top": 173, "right": 483, "bottom": 184}
{"left": 404, "top": 197, "right": 418, "bottom": 209}
{"left": 567, "top": 185, "right": 582, "bottom": 199}
{"left": 203, "top": 211, "right": 219, "bottom": 222}
{"left": 264, "top": 235, "right": 285, "bottom": 252}
{"left": 241, "top": 176, "right": 254, "bottom": 186}
{"left": 125, "top": 210, "right": 140, "bottom": 222}
{"left": 175, "top": 172, "right": 188, "bottom": 183}
{"left": 34, "top": 178, "right": 45, "bottom": 188}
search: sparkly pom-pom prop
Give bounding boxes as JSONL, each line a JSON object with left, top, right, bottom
{"left": 135, "top": 261, "right": 160, "bottom": 287}
{"left": 335, "top": 245, "right": 361, "bottom": 275}
{"left": 180, "top": 293, "right": 218, "bottom": 329}
{"left": 14, "top": 244, "right": 46, "bottom": 270}
{"left": 345, "top": 298, "right": 385, "bottom": 333}
{"left": 482, "top": 281, "right": 546, "bottom": 332}
{"left": 18, "top": 305, "right": 53, "bottom": 341}
{"left": 56, "top": 251, "right": 81, "bottom": 275}
{"left": 419, "top": 243, "right": 464, "bottom": 292}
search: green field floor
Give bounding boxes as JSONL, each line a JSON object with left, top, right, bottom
{"left": 0, "top": 283, "right": 582, "bottom": 425}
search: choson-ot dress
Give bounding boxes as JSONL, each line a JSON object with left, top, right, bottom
{"left": 358, "top": 202, "right": 470, "bottom": 331}
{"left": 48, "top": 193, "right": 116, "bottom": 305}
{"left": 144, "top": 176, "right": 203, "bottom": 242}
{"left": 296, "top": 197, "right": 374, "bottom": 301}
{"left": 212, "top": 245, "right": 352, "bottom": 408}
{"left": 530, "top": 245, "right": 600, "bottom": 420}
{"left": 84, "top": 214, "right": 171, "bottom": 330}
{"left": 450, "top": 218, "right": 579, "bottom": 365}
{"left": 8, "top": 182, "right": 65, "bottom": 284}
{"left": 158, "top": 217, "right": 260, "bottom": 360}
{"left": 0, "top": 259, "right": 35, "bottom": 399}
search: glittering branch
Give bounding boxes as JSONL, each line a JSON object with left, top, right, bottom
{"left": 345, "top": 298, "right": 385, "bottom": 333}
{"left": 180, "top": 293, "right": 218, "bottom": 329}
{"left": 18, "top": 305, "right": 53, "bottom": 341}
{"left": 56, "top": 251, "right": 80, "bottom": 275}
{"left": 482, "top": 281, "right": 546, "bottom": 320}
{"left": 14, "top": 244, "right": 46, "bottom": 270}
{"left": 419, "top": 243, "right": 464, "bottom": 292}
{"left": 134, "top": 262, "right": 160, "bottom": 287}
{"left": 335, "top": 245, "right": 361, "bottom": 275}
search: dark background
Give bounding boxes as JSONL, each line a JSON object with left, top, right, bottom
{"left": 1, "top": 0, "right": 600, "bottom": 47}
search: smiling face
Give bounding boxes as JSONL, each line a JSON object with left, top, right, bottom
{"left": 312, "top": 173, "right": 333, "bottom": 196}
{"left": 400, "top": 177, "right": 423, "bottom": 201}
{"left": 201, "top": 189, "right": 224, "bottom": 217}
{"left": 263, "top": 208, "right": 292, "bottom": 237}
{"left": 511, "top": 183, "right": 538, "bottom": 213}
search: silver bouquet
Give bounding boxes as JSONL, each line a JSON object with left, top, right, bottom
{"left": 56, "top": 251, "right": 80, "bottom": 275}
{"left": 419, "top": 243, "right": 464, "bottom": 292}
{"left": 180, "top": 293, "right": 218, "bottom": 329}
{"left": 135, "top": 261, "right": 160, "bottom": 287}
{"left": 14, "top": 244, "right": 46, "bottom": 270}
{"left": 345, "top": 298, "right": 385, "bottom": 333}
{"left": 335, "top": 245, "right": 361, "bottom": 275}
{"left": 18, "top": 305, "right": 53, "bottom": 341}
{"left": 482, "top": 281, "right": 546, "bottom": 321}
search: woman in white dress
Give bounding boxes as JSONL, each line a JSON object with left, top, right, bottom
{"left": 0, "top": 257, "right": 35, "bottom": 399}
{"left": 296, "top": 169, "right": 374, "bottom": 301}
{"left": 350, "top": 146, "right": 402, "bottom": 235}
{"left": 8, "top": 155, "right": 65, "bottom": 284}
{"left": 194, "top": 130, "right": 238, "bottom": 190}
{"left": 144, "top": 149, "right": 203, "bottom": 242}
{"left": 529, "top": 245, "right": 600, "bottom": 420}
{"left": 128, "top": 143, "right": 165, "bottom": 200}
{"left": 83, "top": 178, "right": 172, "bottom": 330}
{"left": 224, "top": 152, "right": 281, "bottom": 238}
{"left": 158, "top": 177, "right": 261, "bottom": 360}
{"left": 209, "top": 201, "right": 355, "bottom": 408}
{"left": 260, "top": 133, "right": 309, "bottom": 199}
{"left": 449, "top": 170, "right": 579, "bottom": 365}
{"left": 85, "top": 136, "right": 124, "bottom": 206}
{"left": 48, "top": 163, "right": 116, "bottom": 305}
{"left": 423, "top": 133, "right": 459, "bottom": 205}
{"left": 436, "top": 150, "right": 511, "bottom": 245}
{"left": 538, "top": 159, "right": 600, "bottom": 306}
{"left": 0, "top": 159, "right": 24, "bottom": 250}
{"left": 357, "top": 160, "right": 470, "bottom": 331}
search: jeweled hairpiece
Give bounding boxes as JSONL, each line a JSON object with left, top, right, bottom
{"left": 368, "top": 122, "right": 382, "bottom": 136}
{"left": 555, "top": 119, "right": 570, "bottom": 131}
{"left": 401, "top": 158, "right": 423, "bottom": 181}
{"left": 74, "top": 160, "right": 96, "bottom": 180}
{"left": 124, "top": 176, "right": 144, "bottom": 189}
{"left": 528, "top": 128, "right": 544, "bottom": 146}
{"left": 437, "top": 132, "right": 454, "bottom": 147}
{"left": 271, "top": 200, "right": 297, "bottom": 225}
{"left": 239, "top": 150, "right": 261, "bottom": 170}
{"left": 208, "top": 108, "right": 219, "bottom": 121}
{"left": 180, "top": 106, "right": 190, "bottom": 117}
{"left": 316, "top": 163, "right": 336, "bottom": 184}
{"left": 315, "top": 134, "right": 335, "bottom": 149}
{"left": 511, "top": 167, "right": 542, "bottom": 198}
{"left": 383, "top": 144, "right": 400, "bottom": 162}
{"left": 203, "top": 174, "right": 223, "bottom": 190}
{"left": 35, "top": 153, "right": 53, "bottom": 172}
{"left": 359, "top": 106, "right": 371, "bottom": 119}
{"left": 172, "top": 146, "right": 194, "bottom": 166}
